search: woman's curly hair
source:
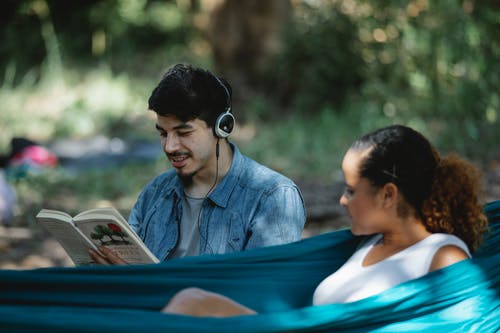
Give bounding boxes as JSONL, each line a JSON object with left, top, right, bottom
{"left": 352, "top": 125, "right": 488, "bottom": 252}
{"left": 421, "top": 153, "right": 488, "bottom": 252}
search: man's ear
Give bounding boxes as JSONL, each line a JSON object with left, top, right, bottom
{"left": 381, "top": 183, "right": 398, "bottom": 208}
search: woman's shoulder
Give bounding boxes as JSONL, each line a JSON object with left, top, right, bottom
{"left": 426, "top": 233, "right": 471, "bottom": 272}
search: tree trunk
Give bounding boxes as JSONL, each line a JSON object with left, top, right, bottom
{"left": 201, "top": 0, "right": 292, "bottom": 109}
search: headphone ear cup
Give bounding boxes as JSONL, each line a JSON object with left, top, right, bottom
{"left": 214, "top": 111, "right": 235, "bottom": 138}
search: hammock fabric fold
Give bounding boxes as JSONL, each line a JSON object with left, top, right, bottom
{"left": 1, "top": 201, "right": 499, "bottom": 332}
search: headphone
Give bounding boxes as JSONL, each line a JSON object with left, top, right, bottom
{"left": 212, "top": 75, "right": 235, "bottom": 138}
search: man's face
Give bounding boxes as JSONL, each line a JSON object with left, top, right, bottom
{"left": 155, "top": 114, "right": 217, "bottom": 181}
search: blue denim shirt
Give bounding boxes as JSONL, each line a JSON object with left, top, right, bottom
{"left": 128, "top": 143, "right": 306, "bottom": 261}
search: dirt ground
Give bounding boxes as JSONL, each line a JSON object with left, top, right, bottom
{"left": 1, "top": 165, "right": 499, "bottom": 270}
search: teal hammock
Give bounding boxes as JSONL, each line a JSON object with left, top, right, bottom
{"left": 1, "top": 201, "right": 499, "bottom": 332}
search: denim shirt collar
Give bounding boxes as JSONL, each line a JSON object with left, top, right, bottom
{"left": 162, "top": 142, "right": 243, "bottom": 208}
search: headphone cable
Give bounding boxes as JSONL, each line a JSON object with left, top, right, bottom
{"left": 196, "top": 139, "right": 220, "bottom": 254}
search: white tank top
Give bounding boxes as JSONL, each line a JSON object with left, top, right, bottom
{"left": 312, "top": 233, "right": 470, "bottom": 305}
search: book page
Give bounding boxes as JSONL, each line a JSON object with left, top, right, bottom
{"left": 73, "top": 211, "right": 159, "bottom": 264}
{"left": 36, "top": 213, "right": 98, "bottom": 266}
{"left": 75, "top": 207, "right": 136, "bottom": 236}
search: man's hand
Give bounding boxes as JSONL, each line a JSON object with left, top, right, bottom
{"left": 89, "top": 246, "right": 128, "bottom": 265}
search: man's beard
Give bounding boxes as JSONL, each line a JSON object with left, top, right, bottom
{"left": 178, "top": 171, "right": 196, "bottom": 186}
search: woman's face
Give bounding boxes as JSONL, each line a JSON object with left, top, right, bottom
{"left": 339, "top": 148, "right": 386, "bottom": 235}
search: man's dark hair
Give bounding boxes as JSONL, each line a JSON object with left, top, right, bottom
{"left": 148, "top": 64, "right": 232, "bottom": 129}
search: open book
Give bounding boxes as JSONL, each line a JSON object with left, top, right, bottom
{"left": 36, "top": 207, "right": 159, "bottom": 266}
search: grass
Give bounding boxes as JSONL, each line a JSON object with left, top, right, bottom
{"left": 11, "top": 161, "right": 162, "bottom": 229}
{"left": 236, "top": 107, "right": 390, "bottom": 181}
{"left": 0, "top": 66, "right": 154, "bottom": 149}
{"left": 0, "top": 67, "right": 157, "bottom": 227}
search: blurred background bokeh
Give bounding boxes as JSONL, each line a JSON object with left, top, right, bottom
{"left": 0, "top": 0, "right": 499, "bottom": 268}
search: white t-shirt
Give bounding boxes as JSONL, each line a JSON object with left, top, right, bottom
{"left": 312, "top": 233, "right": 470, "bottom": 305}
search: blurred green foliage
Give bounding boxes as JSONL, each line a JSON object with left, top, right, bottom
{"left": 0, "top": 0, "right": 201, "bottom": 84}
{"left": 265, "top": 1, "right": 499, "bottom": 161}
{"left": 268, "top": 2, "right": 365, "bottom": 112}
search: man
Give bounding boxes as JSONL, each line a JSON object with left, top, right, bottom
{"left": 91, "top": 64, "right": 305, "bottom": 263}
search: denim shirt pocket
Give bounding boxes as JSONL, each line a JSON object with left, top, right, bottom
{"left": 138, "top": 203, "right": 159, "bottom": 246}
{"left": 149, "top": 200, "right": 183, "bottom": 260}
{"left": 228, "top": 213, "right": 247, "bottom": 251}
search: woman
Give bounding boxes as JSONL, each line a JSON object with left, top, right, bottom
{"left": 162, "top": 125, "right": 488, "bottom": 316}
